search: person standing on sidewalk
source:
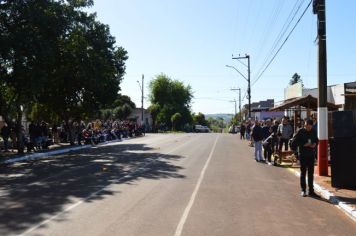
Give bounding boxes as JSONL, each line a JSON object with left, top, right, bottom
{"left": 290, "top": 119, "right": 318, "bottom": 197}
{"left": 277, "top": 117, "right": 293, "bottom": 152}
{"left": 262, "top": 120, "right": 273, "bottom": 164}
{"left": 251, "top": 120, "right": 264, "bottom": 162}
{"left": 1, "top": 123, "right": 11, "bottom": 152}
{"left": 240, "top": 123, "right": 246, "bottom": 140}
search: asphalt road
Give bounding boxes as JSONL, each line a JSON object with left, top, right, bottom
{"left": 0, "top": 133, "right": 355, "bottom": 236}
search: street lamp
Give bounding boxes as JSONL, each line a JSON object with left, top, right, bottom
{"left": 136, "top": 74, "right": 144, "bottom": 125}
{"left": 226, "top": 63, "right": 251, "bottom": 118}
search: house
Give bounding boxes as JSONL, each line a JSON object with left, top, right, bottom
{"left": 243, "top": 99, "right": 284, "bottom": 120}
{"left": 127, "top": 108, "right": 153, "bottom": 131}
{"left": 303, "top": 81, "right": 356, "bottom": 110}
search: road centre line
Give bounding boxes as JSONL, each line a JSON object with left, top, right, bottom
{"left": 19, "top": 134, "right": 202, "bottom": 236}
{"left": 174, "top": 134, "right": 220, "bottom": 236}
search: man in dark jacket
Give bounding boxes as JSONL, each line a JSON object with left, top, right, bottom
{"left": 240, "top": 123, "right": 246, "bottom": 140}
{"left": 1, "top": 123, "right": 11, "bottom": 152}
{"left": 251, "top": 120, "right": 264, "bottom": 162}
{"left": 291, "top": 119, "right": 319, "bottom": 197}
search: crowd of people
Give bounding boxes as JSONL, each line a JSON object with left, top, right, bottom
{"left": 0, "top": 119, "right": 146, "bottom": 153}
{"left": 239, "top": 116, "right": 317, "bottom": 164}
{"left": 238, "top": 115, "right": 319, "bottom": 197}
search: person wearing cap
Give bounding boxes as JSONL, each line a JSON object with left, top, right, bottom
{"left": 290, "top": 119, "right": 319, "bottom": 197}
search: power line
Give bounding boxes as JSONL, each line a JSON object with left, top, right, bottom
{"left": 255, "top": 0, "right": 306, "bottom": 76}
{"left": 252, "top": 0, "right": 312, "bottom": 86}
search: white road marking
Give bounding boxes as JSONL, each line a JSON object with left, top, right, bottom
{"left": 19, "top": 134, "right": 201, "bottom": 236}
{"left": 174, "top": 134, "right": 220, "bottom": 236}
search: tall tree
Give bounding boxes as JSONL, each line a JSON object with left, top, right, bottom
{"left": 0, "top": 0, "right": 75, "bottom": 152}
{"left": 149, "top": 74, "right": 193, "bottom": 131}
{"left": 193, "top": 112, "right": 208, "bottom": 126}
{"left": 0, "top": 0, "right": 128, "bottom": 151}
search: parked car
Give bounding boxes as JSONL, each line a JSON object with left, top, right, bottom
{"left": 228, "top": 125, "right": 240, "bottom": 134}
{"left": 194, "top": 125, "right": 210, "bottom": 133}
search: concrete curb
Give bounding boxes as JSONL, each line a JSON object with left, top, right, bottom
{"left": 1, "top": 138, "right": 132, "bottom": 165}
{"left": 289, "top": 168, "right": 356, "bottom": 221}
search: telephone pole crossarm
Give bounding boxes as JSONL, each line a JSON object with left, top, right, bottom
{"left": 232, "top": 55, "right": 251, "bottom": 118}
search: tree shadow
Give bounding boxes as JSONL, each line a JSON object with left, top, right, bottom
{"left": 0, "top": 143, "right": 185, "bottom": 235}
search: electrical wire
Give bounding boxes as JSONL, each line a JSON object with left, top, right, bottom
{"left": 255, "top": 0, "right": 306, "bottom": 76}
{"left": 252, "top": 0, "right": 312, "bottom": 87}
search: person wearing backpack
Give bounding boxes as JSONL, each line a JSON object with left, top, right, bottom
{"left": 290, "top": 119, "right": 318, "bottom": 197}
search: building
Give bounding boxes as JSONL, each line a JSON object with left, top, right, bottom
{"left": 127, "top": 108, "right": 153, "bottom": 130}
{"left": 272, "top": 81, "right": 356, "bottom": 120}
{"left": 243, "top": 99, "right": 284, "bottom": 120}
{"left": 303, "top": 81, "right": 356, "bottom": 110}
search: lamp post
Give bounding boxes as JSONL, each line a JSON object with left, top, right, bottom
{"left": 231, "top": 88, "right": 241, "bottom": 122}
{"left": 136, "top": 74, "right": 144, "bottom": 125}
{"left": 226, "top": 64, "right": 250, "bottom": 118}
{"left": 231, "top": 54, "right": 251, "bottom": 118}
{"left": 229, "top": 99, "right": 237, "bottom": 117}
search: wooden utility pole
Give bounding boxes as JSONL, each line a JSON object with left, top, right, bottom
{"left": 231, "top": 88, "right": 241, "bottom": 122}
{"left": 313, "top": 0, "right": 328, "bottom": 176}
{"left": 232, "top": 55, "right": 251, "bottom": 118}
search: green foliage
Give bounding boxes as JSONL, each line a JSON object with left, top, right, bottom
{"left": 100, "top": 109, "right": 113, "bottom": 121}
{"left": 0, "top": 0, "right": 129, "bottom": 153}
{"left": 149, "top": 74, "right": 193, "bottom": 131}
{"left": 28, "top": 103, "right": 60, "bottom": 123}
{"left": 0, "top": 0, "right": 128, "bottom": 125}
{"left": 171, "top": 112, "right": 182, "bottom": 131}
{"left": 113, "top": 104, "right": 133, "bottom": 120}
{"left": 193, "top": 112, "right": 208, "bottom": 126}
{"left": 112, "top": 94, "right": 136, "bottom": 109}
{"left": 207, "top": 117, "right": 226, "bottom": 129}
{"left": 289, "top": 73, "right": 303, "bottom": 86}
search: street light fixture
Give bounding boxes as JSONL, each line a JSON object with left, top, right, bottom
{"left": 226, "top": 62, "right": 251, "bottom": 118}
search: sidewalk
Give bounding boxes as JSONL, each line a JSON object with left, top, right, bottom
{"left": 282, "top": 161, "right": 356, "bottom": 221}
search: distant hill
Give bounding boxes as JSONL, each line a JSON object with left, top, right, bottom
{"left": 205, "top": 114, "right": 233, "bottom": 123}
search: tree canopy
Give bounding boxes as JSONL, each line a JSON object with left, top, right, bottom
{"left": 0, "top": 0, "right": 128, "bottom": 124}
{"left": 289, "top": 73, "right": 303, "bottom": 86}
{"left": 148, "top": 74, "right": 193, "bottom": 131}
{"left": 0, "top": 0, "right": 128, "bottom": 152}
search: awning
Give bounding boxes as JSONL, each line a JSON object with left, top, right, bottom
{"left": 269, "top": 95, "right": 340, "bottom": 111}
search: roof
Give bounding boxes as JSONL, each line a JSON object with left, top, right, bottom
{"left": 269, "top": 95, "right": 340, "bottom": 111}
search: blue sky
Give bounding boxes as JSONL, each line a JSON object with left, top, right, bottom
{"left": 87, "top": 0, "right": 356, "bottom": 114}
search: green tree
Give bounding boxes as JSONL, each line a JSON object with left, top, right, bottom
{"left": 0, "top": 0, "right": 128, "bottom": 151}
{"left": 148, "top": 103, "right": 160, "bottom": 131}
{"left": 0, "top": 0, "right": 77, "bottom": 152}
{"left": 193, "top": 112, "right": 208, "bottom": 126}
{"left": 171, "top": 112, "right": 182, "bottom": 131}
{"left": 112, "top": 94, "right": 136, "bottom": 109}
{"left": 149, "top": 74, "right": 193, "bottom": 131}
{"left": 113, "top": 104, "right": 132, "bottom": 120}
{"left": 289, "top": 73, "right": 303, "bottom": 86}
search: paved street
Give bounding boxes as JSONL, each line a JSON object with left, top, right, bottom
{"left": 0, "top": 133, "right": 355, "bottom": 236}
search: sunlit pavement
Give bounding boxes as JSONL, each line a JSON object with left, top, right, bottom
{"left": 0, "top": 133, "right": 355, "bottom": 236}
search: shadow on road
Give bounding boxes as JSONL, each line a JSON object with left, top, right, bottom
{"left": 0, "top": 143, "right": 185, "bottom": 234}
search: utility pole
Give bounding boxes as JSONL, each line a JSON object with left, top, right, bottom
{"left": 232, "top": 54, "right": 251, "bottom": 118}
{"left": 313, "top": 0, "right": 328, "bottom": 176}
{"left": 141, "top": 74, "right": 144, "bottom": 124}
{"left": 231, "top": 88, "right": 241, "bottom": 122}
{"left": 229, "top": 99, "right": 237, "bottom": 118}
{"left": 137, "top": 75, "right": 144, "bottom": 125}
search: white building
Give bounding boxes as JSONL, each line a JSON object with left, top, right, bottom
{"left": 128, "top": 108, "right": 153, "bottom": 130}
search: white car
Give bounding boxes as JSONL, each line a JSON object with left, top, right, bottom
{"left": 195, "top": 125, "right": 210, "bottom": 133}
